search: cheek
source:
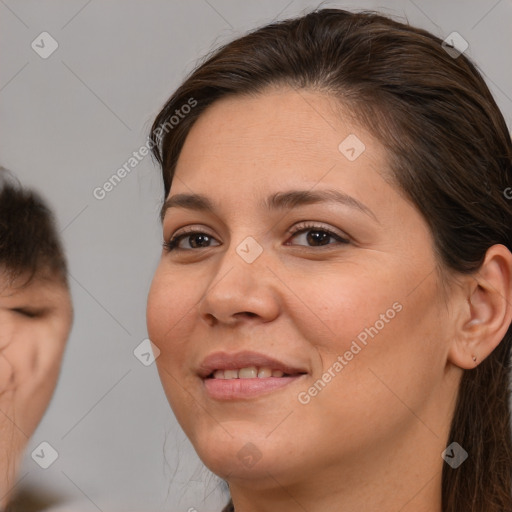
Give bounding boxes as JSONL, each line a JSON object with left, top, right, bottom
{"left": 11, "top": 328, "right": 63, "bottom": 380}
{"left": 297, "top": 270, "right": 447, "bottom": 446}
{"left": 147, "top": 268, "right": 200, "bottom": 403}
{"left": 0, "top": 355, "right": 14, "bottom": 395}
{"left": 285, "top": 266, "right": 405, "bottom": 359}
{"left": 147, "top": 266, "right": 200, "bottom": 355}
{"left": 1, "top": 324, "right": 68, "bottom": 434}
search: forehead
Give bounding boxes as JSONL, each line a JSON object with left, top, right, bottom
{"left": 178, "top": 88, "right": 377, "bottom": 171}
{"left": 170, "top": 87, "right": 391, "bottom": 215}
{"left": 0, "top": 271, "right": 69, "bottom": 303}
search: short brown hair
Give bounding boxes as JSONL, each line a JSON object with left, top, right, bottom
{"left": 0, "top": 168, "right": 68, "bottom": 286}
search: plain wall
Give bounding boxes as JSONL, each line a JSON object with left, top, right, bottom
{"left": 1, "top": 0, "right": 511, "bottom": 510}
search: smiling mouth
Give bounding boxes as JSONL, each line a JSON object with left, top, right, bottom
{"left": 207, "top": 366, "right": 303, "bottom": 379}
{"left": 203, "top": 367, "right": 307, "bottom": 400}
{"left": 198, "top": 351, "right": 308, "bottom": 399}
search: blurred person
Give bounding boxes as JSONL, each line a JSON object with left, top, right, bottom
{"left": 0, "top": 168, "right": 73, "bottom": 511}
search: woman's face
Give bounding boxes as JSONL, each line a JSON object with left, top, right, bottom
{"left": 147, "top": 88, "right": 460, "bottom": 490}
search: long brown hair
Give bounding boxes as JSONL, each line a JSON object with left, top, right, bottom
{"left": 150, "top": 8, "right": 512, "bottom": 511}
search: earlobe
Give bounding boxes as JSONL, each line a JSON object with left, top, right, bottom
{"left": 447, "top": 244, "right": 512, "bottom": 370}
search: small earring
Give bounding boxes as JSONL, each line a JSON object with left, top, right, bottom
{"left": 472, "top": 355, "right": 477, "bottom": 363}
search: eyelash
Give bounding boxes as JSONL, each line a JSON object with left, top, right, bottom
{"left": 162, "top": 222, "right": 350, "bottom": 253}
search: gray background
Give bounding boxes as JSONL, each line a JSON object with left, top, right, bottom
{"left": 1, "top": 1, "right": 511, "bottom": 511}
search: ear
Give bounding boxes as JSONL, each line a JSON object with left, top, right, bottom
{"left": 448, "top": 244, "right": 512, "bottom": 369}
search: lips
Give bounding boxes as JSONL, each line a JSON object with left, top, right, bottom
{"left": 198, "top": 350, "right": 308, "bottom": 400}
{"left": 198, "top": 350, "right": 308, "bottom": 379}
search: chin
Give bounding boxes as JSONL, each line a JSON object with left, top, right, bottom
{"left": 199, "top": 448, "right": 281, "bottom": 486}
{"left": 190, "top": 424, "right": 298, "bottom": 486}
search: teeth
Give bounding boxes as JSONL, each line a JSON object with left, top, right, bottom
{"left": 224, "top": 370, "right": 238, "bottom": 379}
{"left": 211, "top": 366, "right": 286, "bottom": 379}
{"left": 239, "top": 366, "right": 257, "bottom": 378}
{"left": 257, "top": 367, "right": 272, "bottom": 378}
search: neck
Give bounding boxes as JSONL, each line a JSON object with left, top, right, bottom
{"left": 227, "top": 424, "right": 446, "bottom": 512}
{"left": 229, "top": 470, "right": 443, "bottom": 512}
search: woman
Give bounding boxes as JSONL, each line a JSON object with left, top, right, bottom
{"left": 146, "top": 8, "right": 512, "bottom": 512}
{"left": 0, "top": 169, "right": 73, "bottom": 511}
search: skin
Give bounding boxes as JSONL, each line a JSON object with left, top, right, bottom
{"left": 146, "top": 87, "right": 512, "bottom": 512}
{"left": 0, "top": 271, "right": 72, "bottom": 508}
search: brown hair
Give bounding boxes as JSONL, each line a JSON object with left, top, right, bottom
{"left": 150, "top": 8, "right": 512, "bottom": 511}
{"left": 0, "top": 168, "right": 68, "bottom": 286}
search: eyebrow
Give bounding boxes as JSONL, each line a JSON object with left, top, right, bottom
{"left": 160, "top": 189, "right": 378, "bottom": 223}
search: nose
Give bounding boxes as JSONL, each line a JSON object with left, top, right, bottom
{"left": 197, "top": 242, "right": 281, "bottom": 327}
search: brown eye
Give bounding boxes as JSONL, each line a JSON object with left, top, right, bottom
{"left": 163, "top": 229, "right": 220, "bottom": 252}
{"left": 286, "top": 223, "right": 350, "bottom": 247}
